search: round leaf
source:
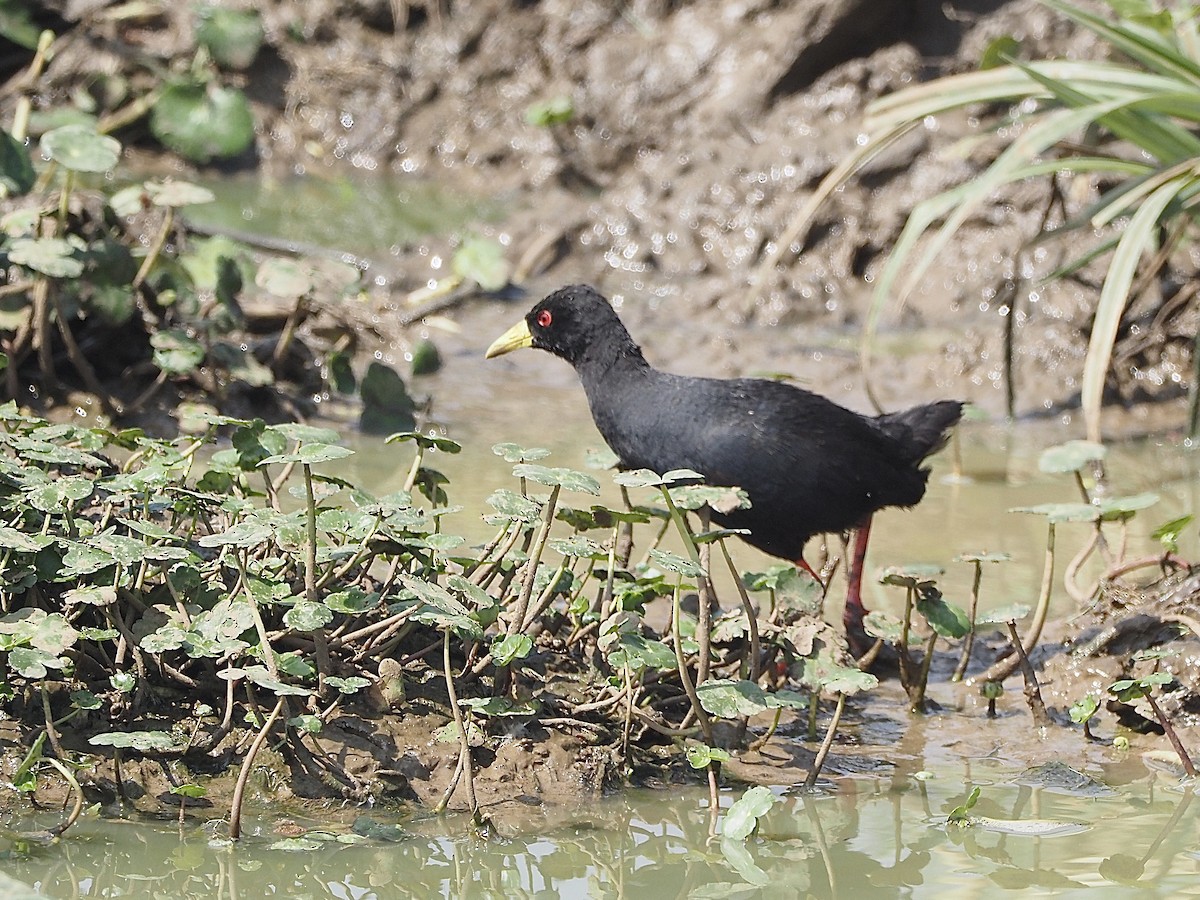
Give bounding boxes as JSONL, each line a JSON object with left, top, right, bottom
{"left": 1038, "top": 440, "right": 1107, "bottom": 474}
{"left": 40, "top": 124, "right": 121, "bottom": 173}
{"left": 151, "top": 81, "right": 255, "bottom": 163}
{"left": 284, "top": 601, "right": 333, "bottom": 631}
{"left": 7, "top": 237, "right": 83, "bottom": 278}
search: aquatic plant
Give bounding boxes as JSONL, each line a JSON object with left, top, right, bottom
{"left": 0, "top": 410, "right": 878, "bottom": 835}
{"left": 759, "top": 0, "right": 1200, "bottom": 439}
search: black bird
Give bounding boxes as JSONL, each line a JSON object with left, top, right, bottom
{"left": 486, "top": 284, "right": 963, "bottom": 647}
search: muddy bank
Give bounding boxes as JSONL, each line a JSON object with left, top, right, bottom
{"left": 11, "top": 0, "right": 1195, "bottom": 421}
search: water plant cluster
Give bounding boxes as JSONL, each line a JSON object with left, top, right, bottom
{"left": 1, "top": 398, "right": 1195, "bottom": 845}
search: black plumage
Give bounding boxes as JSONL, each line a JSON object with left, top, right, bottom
{"left": 486, "top": 284, "right": 963, "bottom": 638}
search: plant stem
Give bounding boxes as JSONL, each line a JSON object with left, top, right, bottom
{"left": 804, "top": 692, "right": 846, "bottom": 790}
{"left": 229, "top": 697, "right": 284, "bottom": 840}
{"left": 952, "top": 561, "right": 982, "bottom": 682}
{"left": 440, "top": 629, "right": 478, "bottom": 819}
{"left": 1145, "top": 692, "right": 1197, "bottom": 778}
{"left": 670, "top": 580, "right": 715, "bottom": 748}
{"left": 302, "top": 462, "right": 330, "bottom": 695}
{"left": 661, "top": 488, "right": 712, "bottom": 701}
{"left": 509, "top": 484, "right": 560, "bottom": 637}
{"left": 976, "top": 522, "right": 1055, "bottom": 684}
{"left": 911, "top": 630, "right": 938, "bottom": 712}
{"left": 42, "top": 757, "right": 84, "bottom": 838}
{"left": 1006, "top": 621, "right": 1050, "bottom": 728}
{"left": 898, "top": 586, "right": 915, "bottom": 691}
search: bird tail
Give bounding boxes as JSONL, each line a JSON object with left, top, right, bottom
{"left": 874, "top": 400, "right": 965, "bottom": 464}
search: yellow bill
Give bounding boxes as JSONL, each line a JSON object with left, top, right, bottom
{"left": 485, "top": 319, "right": 533, "bottom": 358}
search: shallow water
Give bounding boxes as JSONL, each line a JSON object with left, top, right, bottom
{"left": 323, "top": 366, "right": 1200, "bottom": 624}
{"left": 5, "top": 752, "right": 1199, "bottom": 898}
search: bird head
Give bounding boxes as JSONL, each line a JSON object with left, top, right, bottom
{"left": 485, "top": 284, "right": 627, "bottom": 366}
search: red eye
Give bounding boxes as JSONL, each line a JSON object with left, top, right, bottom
{"left": 536, "top": 310, "right": 553, "bottom": 328}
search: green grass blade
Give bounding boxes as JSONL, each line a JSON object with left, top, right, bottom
{"left": 866, "top": 62, "right": 1194, "bottom": 133}
{"left": 1044, "top": 0, "right": 1200, "bottom": 84}
{"left": 1080, "top": 176, "right": 1188, "bottom": 441}
{"left": 1013, "top": 61, "right": 1200, "bottom": 161}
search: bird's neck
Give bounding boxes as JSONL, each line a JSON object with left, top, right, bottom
{"left": 572, "top": 331, "right": 650, "bottom": 386}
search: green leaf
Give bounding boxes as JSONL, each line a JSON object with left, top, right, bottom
{"left": 269, "top": 837, "right": 323, "bottom": 852}
{"left": 323, "top": 588, "right": 379, "bottom": 614}
{"left": 696, "top": 679, "right": 771, "bottom": 718}
{"left": 954, "top": 551, "right": 1012, "bottom": 564}
{"left": 863, "top": 610, "right": 906, "bottom": 643}
{"left": 151, "top": 329, "right": 206, "bottom": 375}
{"left": 802, "top": 656, "right": 879, "bottom": 695}
{"left": 648, "top": 548, "right": 705, "bottom": 578}
{"left": 13, "top": 732, "right": 46, "bottom": 793}
{"left": 359, "top": 363, "right": 416, "bottom": 434}
{"left": 490, "top": 633, "right": 533, "bottom": 666}
{"left": 260, "top": 443, "right": 354, "bottom": 467}
{"left": 1152, "top": 514, "right": 1194, "bottom": 553}
{"left": 351, "top": 817, "right": 409, "bottom": 842}
{"left": 880, "top": 563, "right": 944, "bottom": 586}
{"left": 492, "top": 442, "right": 551, "bottom": 463}
{"left": 511, "top": 463, "right": 600, "bottom": 495}
{"left": 70, "top": 690, "right": 102, "bottom": 710}
{"left": 1095, "top": 492, "right": 1159, "bottom": 520}
{"left": 284, "top": 601, "right": 333, "bottom": 631}
{"left": 452, "top": 235, "right": 509, "bottom": 291}
{"left": 409, "top": 338, "right": 442, "bottom": 376}
{"left": 684, "top": 742, "right": 730, "bottom": 769}
{"left": 916, "top": 591, "right": 971, "bottom": 639}
{"left": 145, "top": 179, "right": 216, "bottom": 208}
{"left": 151, "top": 80, "right": 255, "bottom": 163}
{"left": 613, "top": 468, "right": 703, "bottom": 489}
{"left": 0, "top": 527, "right": 53, "bottom": 552}
{"left": 548, "top": 534, "right": 605, "bottom": 558}
{"left": 668, "top": 484, "right": 751, "bottom": 513}
{"left": 255, "top": 258, "right": 313, "bottom": 299}
{"left": 980, "top": 35, "right": 1021, "bottom": 70}
{"left": 1009, "top": 502, "right": 1100, "bottom": 524}
{"left": 524, "top": 95, "right": 574, "bottom": 127}
{"left": 170, "top": 783, "right": 207, "bottom": 799}
{"left": 289, "top": 714, "right": 323, "bottom": 734}
{"left": 486, "top": 488, "right": 542, "bottom": 523}
{"left": 90, "top": 731, "right": 182, "bottom": 752}
{"left": 40, "top": 124, "right": 121, "bottom": 173}
{"left": 606, "top": 632, "right": 676, "bottom": 671}
{"left": 460, "top": 696, "right": 539, "bottom": 717}
{"left": 948, "top": 786, "right": 981, "bottom": 824}
{"left": 9, "top": 646, "right": 62, "bottom": 679}
{"left": 0, "top": 129, "right": 35, "bottom": 196}
{"left": 975, "top": 603, "right": 1033, "bottom": 625}
{"left": 228, "top": 664, "right": 312, "bottom": 697}
{"left": 198, "top": 520, "right": 272, "bottom": 548}
{"left": 326, "top": 676, "right": 370, "bottom": 695}
{"left": 1038, "top": 440, "right": 1108, "bottom": 473}
{"left": 1081, "top": 171, "right": 1189, "bottom": 442}
{"left": 7, "top": 237, "right": 83, "bottom": 278}
{"left": 723, "top": 786, "right": 778, "bottom": 841}
{"left": 1069, "top": 694, "right": 1100, "bottom": 724}
{"left": 195, "top": 5, "right": 264, "bottom": 69}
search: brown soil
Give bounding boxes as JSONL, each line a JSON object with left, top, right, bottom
{"left": 13, "top": 0, "right": 1196, "bottom": 421}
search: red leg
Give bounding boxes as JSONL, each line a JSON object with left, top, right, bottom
{"left": 795, "top": 556, "right": 824, "bottom": 586}
{"left": 844, "top": 514, "right": 873, "bottom": 652}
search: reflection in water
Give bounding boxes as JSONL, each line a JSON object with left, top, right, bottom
{"left": 6, "top": 765, "right": 1200, "bottom": 897}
